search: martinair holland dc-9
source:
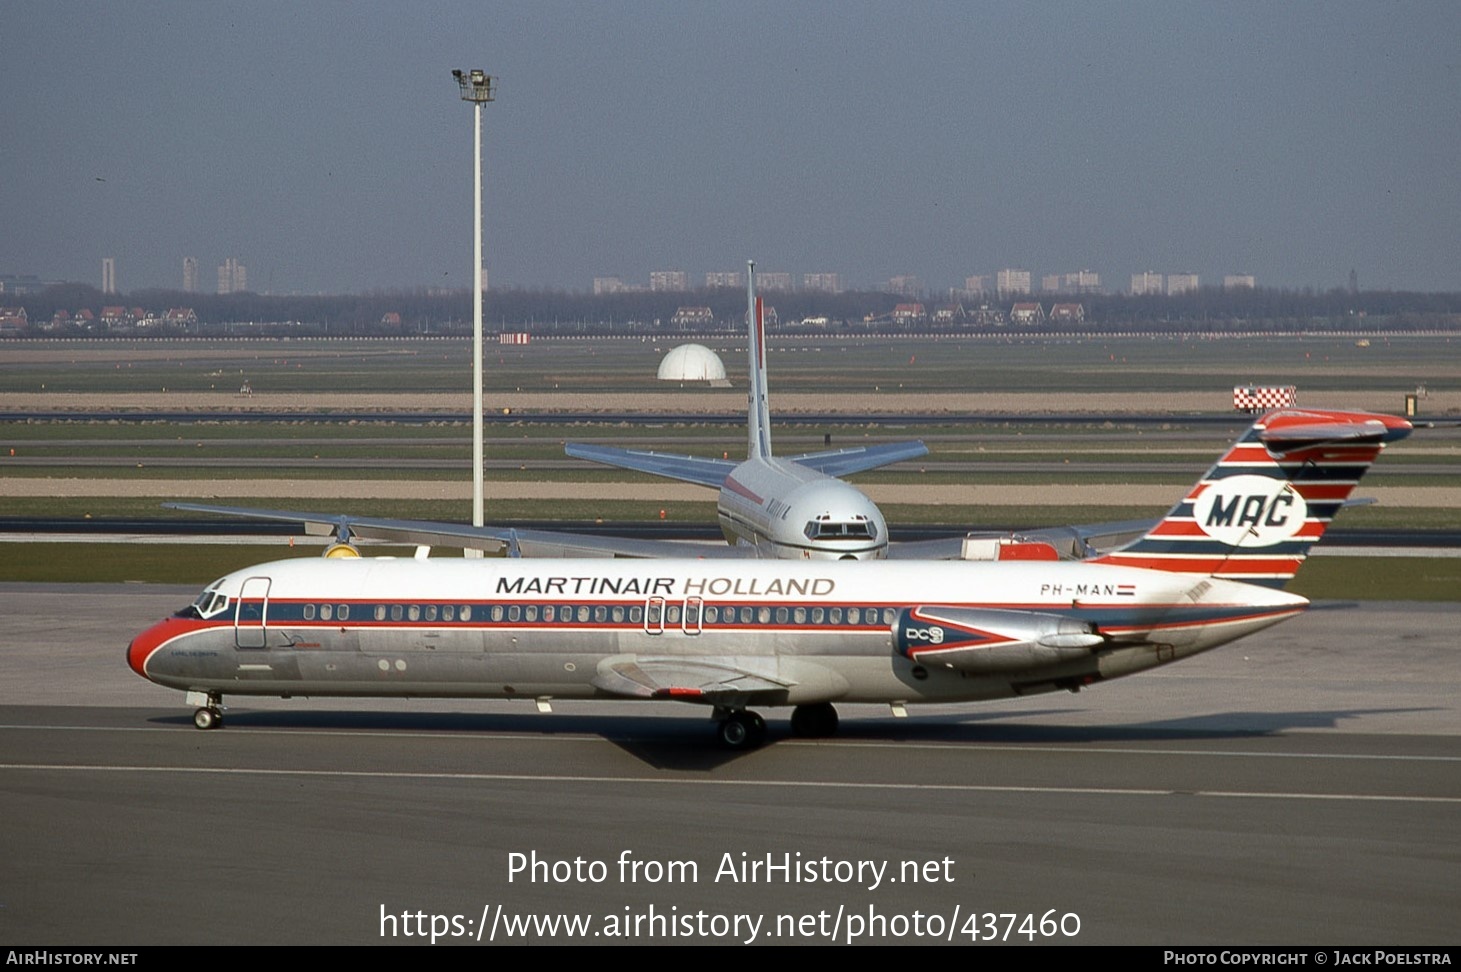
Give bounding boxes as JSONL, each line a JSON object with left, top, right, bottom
{"left": 128, "top": 407, "right": 1411, "bottom": 747}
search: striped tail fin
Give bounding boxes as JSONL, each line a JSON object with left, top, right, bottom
{"left": 1092, "top": 409, "right": 1412, "bottom": 587}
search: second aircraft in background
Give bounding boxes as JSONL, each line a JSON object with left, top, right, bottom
{"left": 565, "top": 261, "right": 927, "bottom": 560}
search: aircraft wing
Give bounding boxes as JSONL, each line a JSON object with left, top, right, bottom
{"left": 784, "top": 440, "right": 929, "bottom": 477}
{"left": 591, "top": 656, "right": 795, "bottom": 703}
{"left": 163, "top": 502, "right": 752, "bottom": 559}
{"left": 886, "top": 518, "right": 1158, "bottom": 561}
{"left": 564, "top": 443, "right": 735, "bottom": 488}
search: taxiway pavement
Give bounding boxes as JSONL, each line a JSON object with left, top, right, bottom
{"left": 1, "top": 583, "right": 1456, "bottom": 945}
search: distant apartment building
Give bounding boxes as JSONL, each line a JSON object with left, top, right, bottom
{"left": 758, "top": 272, "right": 793, "bottom": 291}
{"left": 217, "top": 258, "right": 247, "bottom": 295}
{"left": 102, "top": 258, "right": 117, "bottom": 294}
{"left": 801, "top": 272, "right": 843, "bottom": 293}
{"left": 1223, "top": 274, "right": 1256, "bottom": 290}
{"left": 593, "top": 276, "right": 628, "bottom": 295}
{"left": 1130, "top": 271, "right": 1163, "bottom": 296}
{"left": 704, "top": 271, "right": 744, "bottom": 288}
{"left": 1166, "top": 273, "right": 1200, "bottom": 296}
{"left": 963, "top": 275, "right": 989, "bottom": 295}
{"left": 996, "top": 269, "right": 1031, "bottom": 297}
{"left": 1057, "top": 268, "right": 1098, "bottom": 292}
{"left": 649, "top": 270, "right": 689, "bottom": 292}
{"left": 885, "top": 275, "right": 921, "bottom": 297}
{"left": 182, "top": 257, "right": 199, "bottom": 293}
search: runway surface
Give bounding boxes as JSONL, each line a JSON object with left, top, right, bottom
{"left": 2, "top": 584, "right": 1457, "bottom": 945}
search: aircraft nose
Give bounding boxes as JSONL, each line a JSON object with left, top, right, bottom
{"left": 127, "top": 618, "right": 179, "bottom": 680}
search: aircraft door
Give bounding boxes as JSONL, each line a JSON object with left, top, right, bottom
{"left": 682, "top": 596, "right": 703, "bottom": 635}
{"left": 235, "top": 576, "right": 271, "bottom": 649}
{"left": 644, "top": 596, "right": 665, "bottom": 636}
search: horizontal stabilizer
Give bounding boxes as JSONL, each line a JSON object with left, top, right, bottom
{"left": 564, "top": 443, "right": 735, "bottom": 488}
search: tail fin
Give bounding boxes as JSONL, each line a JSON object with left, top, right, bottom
{"left": 745, "top": 260, "right": 772, "bottom": 460}
{"left": 1093, "top": 409, "right": 1412, "bottom": 587}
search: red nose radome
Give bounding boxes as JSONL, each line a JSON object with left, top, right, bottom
{"left": 127, "top": 617, "right": 198, "bottom": 679}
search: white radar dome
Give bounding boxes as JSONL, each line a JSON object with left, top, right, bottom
{"left": 657, "top": 344, "right": 727, "bottom": 382}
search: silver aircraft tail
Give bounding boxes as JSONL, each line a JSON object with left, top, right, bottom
{"left": 746, "top": 260, "right": 772, "bottom": 461}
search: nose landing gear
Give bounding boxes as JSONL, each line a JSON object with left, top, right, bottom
{"left": 188, "top": 691, "right": 224, "bottom": 730}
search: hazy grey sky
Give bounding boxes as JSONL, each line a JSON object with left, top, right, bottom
{"left": 6, "top": 1, "right": 1460, "bottom": 295}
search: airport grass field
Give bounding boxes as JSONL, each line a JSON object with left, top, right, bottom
{"left": 2, "top": 333, "right": 1457, "bottom": 591}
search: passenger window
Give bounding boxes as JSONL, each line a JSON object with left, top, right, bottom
{"left": 408, "top": 605, "right": 421, "bottom": 622}
{"left": 491, "top": 606, "right": 503, "bottom": 622}
{"left": 443, "top": 605, "right": 455, "bottom": 622}
{"left": 883, "top": 608, "right": 896, "bottom": 625}
{"left": 594, "top": 606, "right": 607, "bottom": 623}
{"left": 320, "top": 604, "right": 333, "bottom": 621}
{"left": 757, "top": 607, "right": 771, "bottom": 624}
{"left": 525, "top": 605, "right": 538, "bottom": 622}
{"left": 830, "top": 607, "right": 842, "bottom": 624}
{"left": 460, "top": 605, "right": 472, "bottom": 621}
{"left": 666, "top": 605, "right": 681, "bottom": 624}
{"left": 811, "top": 608, "right": 824, "bottom": 624}
{"left": 577, "top": 606, "right": 590, "bottom": 623}
{"left": 612, "top": 606, "right": 625, "bottom": 623}
{"left": 704, "top": 606, "right": 717, "bottom": 624}
{"left": 304, "top": 604, "right": 316, "bottom": 620}
{"left": 629, "top": 606, "right": 643, "bottom": 623}
{"left": 508, "top": 605, "right": 521, "bottom": 622}
{"left": 425, "top": 605, "right": 437, "bottom": 622}
{"left": 543, "top": 605, "right": 555, "bottom": 622}
{"left": 375, "top": 605, "right": 386, "bottom": 621}
{"left": 793, "top": 607, "right": 806, "bottom": 624}
{"left": 391, "top": 604, "right": 403, "bottom": 621}
{"left": 775, "top": 607, "right": 788, "bottom": 624}
{"left": 338, "top": 604, "right": 349, "bottom": 621}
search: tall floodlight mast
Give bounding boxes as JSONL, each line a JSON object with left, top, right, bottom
{"left": 452, "top": 69, "right": 495, "bottom": 545}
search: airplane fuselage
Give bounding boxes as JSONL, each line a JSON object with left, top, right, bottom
{"left": 717, "top": 458, "right": 888, "bottom": 560}
{"left": 129, "top": 555, "right": 1306, "bottom": 709}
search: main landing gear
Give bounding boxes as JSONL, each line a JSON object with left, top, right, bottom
{"left": 716, "top": 709, "right": 766, "bottom": 749}
{"left": 789, "top": 702, "right": 839, "bottom": 739}
{"left": 189, "top": 691, "right": 224, "bottom": 730}
{"left": 714, "top": 703, "right": 841, "bottom": 749}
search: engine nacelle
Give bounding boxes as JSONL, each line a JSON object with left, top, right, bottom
{"left": 322, "top": 542, "right": 360, "bottom": 559}
{"left": 894, "top": 606, "right": 1104, "bottom": 673}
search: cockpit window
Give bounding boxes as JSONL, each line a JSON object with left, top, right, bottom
{"left": 178, "top": 582, "right": 230, "bottom": 620}
{"left": 804, "top": 517, "right": 878, "bottom": 541}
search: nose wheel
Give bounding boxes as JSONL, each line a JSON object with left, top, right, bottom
{"left": 716, "top": 710, "right": 766, "bottom": 749}
{"left": 190, "top": 691, "right": 224, "bottom": 730}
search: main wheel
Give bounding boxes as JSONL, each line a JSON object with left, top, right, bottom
{"left": 193, "top": 707, "right": 221, "bottom": 730}
{"left": 717, "top": 711, "right": 766, "bottom": 750}
{"left": 790, "top": 702, "right": 839, "bottom": 738}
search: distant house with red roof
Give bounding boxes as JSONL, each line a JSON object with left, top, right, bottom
{"left": 1049, "top": 303, "right": 1085, "bottom": 324}
{"left": 892, "top": 302, "right": 927, "bottom": 325}
{"left": 1009, "top": 302, "right": 1045, "bottom": 325}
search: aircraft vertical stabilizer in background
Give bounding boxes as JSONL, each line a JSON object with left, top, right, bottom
{"left": 565, "top": 261, "right": 929, "bottom": 559}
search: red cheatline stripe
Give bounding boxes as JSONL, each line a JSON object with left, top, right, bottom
{"left": 1095, "top": 554, "right": 1305, "bottom": 574}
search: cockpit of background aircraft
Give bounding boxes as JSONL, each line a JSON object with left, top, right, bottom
{"left": 804, "top": 515, "right": 878, "bottom": 542}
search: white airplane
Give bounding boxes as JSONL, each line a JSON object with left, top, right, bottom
{"left": 166, "top": 262, "right": 925, "bottom": 561}
{"left": 566, "top": 261, "right": 929, "bottom": 560}
{"left": 129, "top": 407, "right": 1412, "bottom": 747}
